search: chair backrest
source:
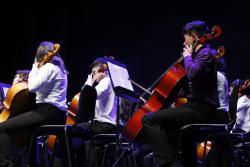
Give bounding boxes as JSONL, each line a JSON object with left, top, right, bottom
{"left": 228, "top": 79, "right": 239, "bottom": 131}
{"left": 74, "top": 84, "right": 97, "bottom": 125}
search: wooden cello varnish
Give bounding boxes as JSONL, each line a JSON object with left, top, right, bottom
{"left": 0, "top": 82, "right": 30, "bottom": 122}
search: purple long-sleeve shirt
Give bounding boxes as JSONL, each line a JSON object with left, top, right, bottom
{"left": 184, "top": 44, "right": 218, "bottom": 107}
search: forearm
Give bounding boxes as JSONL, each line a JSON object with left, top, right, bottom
{"left": 184, "top": 56, "right": 204, "bottom": 80}
{"left": 29, "top": 65, "right": 49, "bottom": 92}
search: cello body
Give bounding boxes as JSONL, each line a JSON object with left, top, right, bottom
{"left": 197, "top": 141, "right": 211, "bottom": 164}
{"left": 0, "top": 82, "right": 30, "bottom": 122}
{"left": 122, "top": 63, "right": 188, "bottom": 146}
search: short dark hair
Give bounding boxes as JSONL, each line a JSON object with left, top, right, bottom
{"left": 182, "top": 20, "right": 209, "bottom": 39}
{"left": 90, "top": 58, "right": 106, "bottom": 69}
{"left": 16, "top": 70, "right": 30, "bottom": 78}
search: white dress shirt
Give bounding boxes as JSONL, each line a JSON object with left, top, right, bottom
{"left": 85, "top": 75, "right": 117, "bottom": 125}
{"left": 236, "top": 95, "right": 250, "bottom": 133}
{"left": 28, "top": 63, "right": 68, "bottom": 111}
{"left": 217, "top": 71, "right": 229, "bottom": 113}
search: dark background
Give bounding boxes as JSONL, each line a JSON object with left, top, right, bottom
{"left": 1, "top": 0, "right": 250, "bottom": 101}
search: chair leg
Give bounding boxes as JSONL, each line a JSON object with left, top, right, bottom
{"left": 131, "top": 144, "right": 138, "bottom": 167}
{"left": 236, "top": 147, "right": 240, "bottom": 166}
{"left": 90, "top": 133, "right": 99, "bottom": 167}
{"left": 50, "top": 136, "right": 58, "bottom": 167}
{"left": 119, "top": 135, "right": 128, "bottom": 167}
{"left": 64, "top": 126, "right": 72, "bottom": 167}
{"left": 85, "top": 136, "right": 93, "bottom": 167}
{"left": 48, "top": 153, "right": 54, "bottom": 167}
{"left": 101, "top": 143, "right": 110, "bottom": 167}
{"left": 39, "top": 140, "right": 49, "bottom": 167}
{"left": 25, "top": 133, "right": 37, "bottom": 167}
{"left": 202, "top": 141, "right": 208, "bottom": 167}
{"left": 225, "top": 125, "right": 239, "bottom": 167}
{"left": 112, "top": 145, "right": 130, "bottom": 167}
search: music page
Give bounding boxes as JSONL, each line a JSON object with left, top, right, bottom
{"left": 107, "top": 62, "right": 134, "bottom": 91}
{"left": 3, "top": 88, "right": 10, "bottom": 98}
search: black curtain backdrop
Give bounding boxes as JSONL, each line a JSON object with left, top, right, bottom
{"left": 1, "top": 0, "right": 250, "bottom": 101}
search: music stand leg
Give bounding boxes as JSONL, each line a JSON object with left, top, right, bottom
{"left": 115, "top": 96, "right": 120, "bottom": 167}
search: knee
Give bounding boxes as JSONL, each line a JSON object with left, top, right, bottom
{"left": 0, "top": 125, "right": 5, "bottom": 134}
{"left": 141, "top": 114, "right": 151, "bottom": 127}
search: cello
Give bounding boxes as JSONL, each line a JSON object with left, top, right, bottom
{"left": 122, "top": 26, "right": 221, "bottom": 146}
{"left": 0, "top": 43, "right": 60, "bottom": 155}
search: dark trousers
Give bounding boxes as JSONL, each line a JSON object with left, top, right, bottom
{"left": 141, "top": 99, "right": 226, "bottom": 166}
{"left": 66, "top": 121, "right": 117, "bottom": 167}
{"left": 0, "top": 103, "right": 66, "bottom": 167}
{"left": 134, "top": 144, "right": 152, "bottom": 167}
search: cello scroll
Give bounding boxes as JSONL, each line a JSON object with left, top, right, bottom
{"left": 215, "top": 46, "right": 226, "bottom": 59}
{"left": 38, "top": 43, "right": 61, "bottom": 68}
{"left": 192, "top": 26, "right": 221, "bottom": 50}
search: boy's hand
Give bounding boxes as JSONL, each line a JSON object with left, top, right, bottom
{"left": 182, "top": 44, "right": 193, "bottom": 57}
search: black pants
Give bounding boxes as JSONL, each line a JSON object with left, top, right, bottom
{"left": 74, "top": 121, "right": 117, "bottom": 167}
{"left": 134, "top": 143, "right": 152, "bottom": 167}
{"left": 0, "top": 103, "right": 66, "bottom": 167}
{"left": 141, "top": 99, "right": 228, "bottom": 166}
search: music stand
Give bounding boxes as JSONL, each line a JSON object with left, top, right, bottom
{"left": 105, "top": 56, "right": 140, "bottom": 166}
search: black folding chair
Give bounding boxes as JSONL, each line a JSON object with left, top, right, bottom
{"left": 176, "top": 79, "right": 240, "bottom": 167}
{"left": 25, "top": 84, "right": 97, "bottom": 167}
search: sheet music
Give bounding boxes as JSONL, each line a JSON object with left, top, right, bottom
{"left": 3, "top": 88, "right": 10, "bottom": 98}
{"left": 107, "top": 61, "right": 134, "bottom": 91}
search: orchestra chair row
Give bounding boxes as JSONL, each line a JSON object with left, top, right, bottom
{"left": 176, "top": 79, "right": 240, "bottom": 167}
{"left": 25, "top": 84, "right": 97, "bottom": 167}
